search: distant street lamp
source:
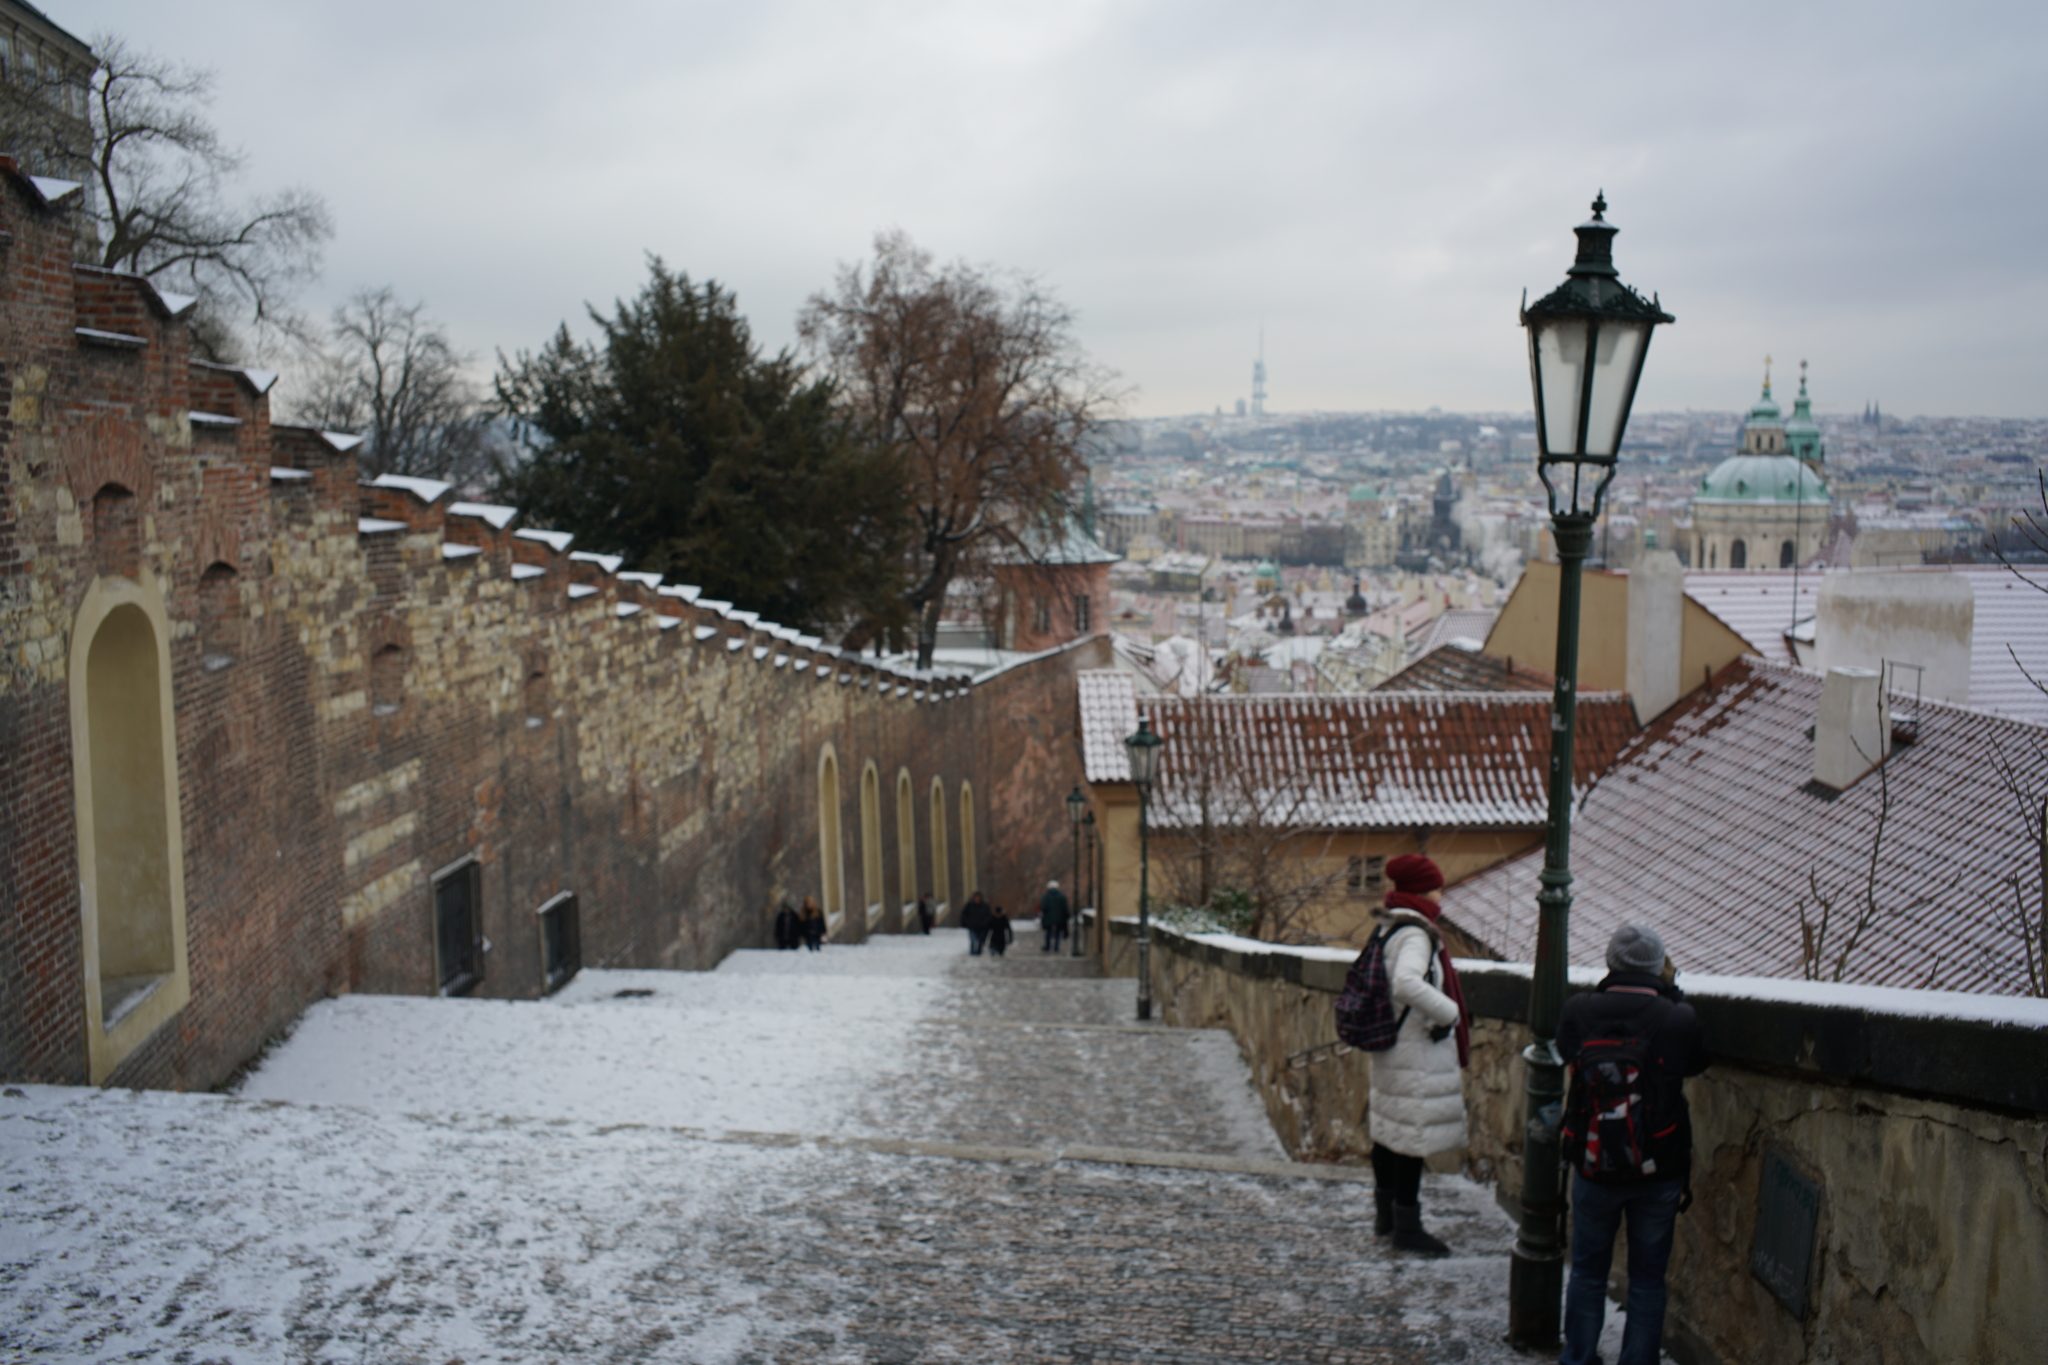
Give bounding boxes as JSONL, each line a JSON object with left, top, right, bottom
{"left": 1123, "top": 714, "right": 1164, "bottom": 1020}
{"left": 1509, "top": 192, "right": 1673, "bottom": 1349}
{"left": 1066, "top": 784, "right": 1087, "bottom": 958}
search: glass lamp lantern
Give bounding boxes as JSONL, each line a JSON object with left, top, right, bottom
{"left": 1067, "top": 784, "right": 1086, "bottom": 828}
{"left": 1521, "top": 193, "right": 1673, "bottom": 519}
{"left": 1123, "top": 715, "right": 1162, "bottom": 793}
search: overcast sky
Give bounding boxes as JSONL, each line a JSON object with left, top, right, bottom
{"left": 72, "top": 0, "right": 2048, "bottom": 418}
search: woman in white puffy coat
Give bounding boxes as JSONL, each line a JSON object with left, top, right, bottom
{"left": 1367, "top": 855, "right": 1467, "bottom": 1257}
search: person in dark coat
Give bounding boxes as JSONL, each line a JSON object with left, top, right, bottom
{"left": 1556, "top": 923, "right": 1709, "bottom": 1365}
{"left": 916, "top": 895, "right": 935, "bottom": 935}
{"left": 988, "top": 905, "right": 1013, "bottom": 957}
{"left": 799, "top": 896, "right": 827, "bottom": 951}
{"left": 772, "top": 900, "right": 801, "bottom": 951}
{"left": 961, "top": 892, "right": 993, "bottom": 955}
{"left": 1038, "top": 881, "right": 1071, "bottom": 953}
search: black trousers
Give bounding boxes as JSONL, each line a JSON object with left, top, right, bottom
{"left": 1371, "top": 1143, "right": 1425, "bottom": 1205}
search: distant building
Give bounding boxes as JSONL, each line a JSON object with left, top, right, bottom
{"left": 1690, "top": 363, "right": 1831, "bottom": 570}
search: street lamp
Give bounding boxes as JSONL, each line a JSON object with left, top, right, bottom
{"left": 1081, "top": 809, "right": 1097, "bottom": 951}
{"left": 1508, "top": 192, "right": 1672, "bottom": 1349}
{"left": 1066, "top": 784, "right": 1087, "bottom": 957}
{"left": 1123, "top": 714, "right": 1163, "bottom": 1020}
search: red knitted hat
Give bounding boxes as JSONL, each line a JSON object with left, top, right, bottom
{"left": 1384, "top": 854, "right": 1444, "bottom": 894}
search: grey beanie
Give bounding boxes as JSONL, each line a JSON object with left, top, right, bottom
{"left": 1607, "top": 924, "right": 1666, "bottom": 975}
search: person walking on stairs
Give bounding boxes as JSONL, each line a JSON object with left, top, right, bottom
{"left": 961, "top": 892, "right": 993, "bottom": 955}
{"left": 799, "top": 897, "right": 827, "bottom": 951}
{"left": 987, "top": 905, "right": 1013, "bottom": 957}
{"left": 1366, "top": 854, "right": 1470, "bottom": 1258}
{"left": 1038, "top": 881, "right": 1071, "bottom": 953}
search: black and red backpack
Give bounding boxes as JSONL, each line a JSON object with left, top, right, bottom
{"left": 1560, "top": 997, "right": 1677, "bottom": 1181}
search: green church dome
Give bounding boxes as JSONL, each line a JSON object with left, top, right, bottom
{"left": 1696, "top": 453, "right": 1828, "bottom": 504}
{"left": 1348, "top": 483, "right": 1378, "bottom": 502}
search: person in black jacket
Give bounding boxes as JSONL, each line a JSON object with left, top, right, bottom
{"left": 961, "top": 892, "right": 993, "bottom": 955}
{"left": 1555, "top": 923, "right": 1708, "bottom": 1365}
{"left": 772, "top": 900, "right": 802, "bottom": 950}
{"left": 1038, "top": 881, "right": 1071, "bottom": 953}
{"left": 987, "top": 905, "right": 1013, "bottom": 957}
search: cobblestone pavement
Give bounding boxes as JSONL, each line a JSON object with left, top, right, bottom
{"left": 0, "top": 929, "right": 1539, "bottom": 1363}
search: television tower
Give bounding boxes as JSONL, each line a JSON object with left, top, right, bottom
{"left": 1251, "top": 328, "right": 1267, "bottom": 420}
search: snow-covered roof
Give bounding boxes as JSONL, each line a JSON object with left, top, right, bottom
{"left": 511, "top": 564, "right": 545, "bottom": 581}
{"left": 1443, "top": 655, "right": 2048, "bottom": 996}
{"left": 366, "top": 473, "right": 453, "bottom": 505}
{"left": 357, "top": 517, "right": 408, "bottom": 535}
{"left": 268, "top": 467, "right": 311, "bottom": 483}
{"left": 318, "top": 431, "right": 363, "bottom": 453}
{"left": 440, "top": 544, "right": 482, "bottom": 561}
{"left": 449, "top": 501, "right": 518, "bottom": 529}
{"left": 1077, "top": 668, "right": 1635, "bottom": 830}
{"left": 1684, "top": 570, "right": 1817, "bottom": 662}
{"left": 1377, "top": 643, "right": 1553, "bottom": 694}
{"left": 567, "top": 584, "right": 598, "bottom": 600}
{"left": 569, "top": 551, "right": 622, "bottom": 574}
{"left": 515, "top": 529, "right": 573, "bottom": 553}
{"left": 617, "top": 571, "right": 662, "bottom": 588}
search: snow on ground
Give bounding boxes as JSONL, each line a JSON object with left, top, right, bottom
{"left": 1, "top": 926, "right": 1641, "bottom": 1362}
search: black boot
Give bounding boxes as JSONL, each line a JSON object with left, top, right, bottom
{"left": 1374, "top": 1186, "right": 1394, "bottom": 1237}
{"left": 1392, "top": 1202, "right": 1450, "bottom": 1257}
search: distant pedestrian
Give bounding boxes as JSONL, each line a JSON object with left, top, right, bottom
{"left": 961, "top": 892, "right": 993, "bottom": 955}
{"left": 1038, "top": 880, "right": 1071, "bottom": 953}
{"left": 1366, "top": 854, "right": 1470, "bottom": 1258}
{"left": 916, "top": 895, "right": 935, "bottom": 935}
{"left": 800, "top": 896, "right": 827, "bottom": 952}
{"left": 1556, "top": 924, "right": 1708, "bottom": 1365}
{"left": 988, "top": 905, "right": 1013, "bottom": 957}
{"left": 772, "top": 900, "right": 801, "bottom": 951}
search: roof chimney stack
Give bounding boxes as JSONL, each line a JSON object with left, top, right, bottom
{"left": 1813, "top": 667, "right": 1890, "bottom": 791}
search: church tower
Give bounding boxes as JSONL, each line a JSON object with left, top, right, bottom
{"left": 1784, "top": 360, "right": 1825, "bottom": 475}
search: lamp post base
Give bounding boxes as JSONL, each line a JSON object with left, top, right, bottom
{"left": 1507, "top": 1245, "right": 1565, "bottom": 1351}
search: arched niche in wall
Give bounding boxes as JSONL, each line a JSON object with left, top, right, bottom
{"left": 69, "top": 573, "right": 191, "bottom": 1083}
{"left": 958, "top": 782, "right": 978, "bottom": 900}
{"left": 91, "top": 483, "right": 141, "bottom": 580}
{"left": 928, "top": 776, "right": 950, "bottom": 913}
{"left": 1780, "top": 540, "right": 1796, "bottom": 569}
{"left": 896, "top": 769, "right": 916, "bottom": 913}
{"left": 197, "top": 562, "right": 239, "bottom": 671}
{"left": 818, "top": 744, "right": 845, "bottom": 924}
{"left": 860, "top": 760, "right": 883, "bottom": 928}
{"left": 1730, "top": 539, "right": 1748, "bottom": 570}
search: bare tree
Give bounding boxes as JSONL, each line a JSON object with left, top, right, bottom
{"left": 1151, "top": 704, "right": 1352, "bottom": 944}
{"left": 36, "top": 36, "right": 332, "bottom": 361}
{"left": 1988, "top": 471, "right": 2048, "bottom": 995}
{"left": 295, "top": 288, "right": 489, "bottom": 486}
{"left": 798, "top": 230, "right": 1121, "bottom": 664}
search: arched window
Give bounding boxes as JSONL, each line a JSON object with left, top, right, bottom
{"left": 1780, "top": 540, "right": 1796, "bottom": 569}
{"left": 959, "top": 782, "right": 978, "bottom": 899}
{"left": 523, "top": 656, "right": 550, "bottom": 732}
{"left": 1730, "top": 539, "right": 1748, "bottom": 570}
{"left": 818, "top": 746, "right": 844, "bottom": 923}
{"left": 860, "top": 761, "right": 883, "bottom": 929}
{"left": 896, "top": 769, "right": 916, "bottom": 917}
{"left": 929, "top": 777, "right": 950, "bottom": 912}
{"left": 70, "top": 579, "right": 190, "bottom": 1082}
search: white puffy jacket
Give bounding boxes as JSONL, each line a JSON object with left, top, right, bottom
{"left": 1366, "top": 909, "right": 1468, "bottom": 1158}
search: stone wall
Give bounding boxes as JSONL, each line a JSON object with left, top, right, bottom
{"left": 1119, "top": 918, "right": 2048, "bottom": 1365}
{"left": 1, "top": 165, "right": 1104, "bottom": 1091}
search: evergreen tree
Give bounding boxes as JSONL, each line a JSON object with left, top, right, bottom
{"left": 495, "top": 259, "right": 912, "bottom": 638}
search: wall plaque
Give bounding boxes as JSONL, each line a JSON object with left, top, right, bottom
{"left": 1750, "top": 1147, "right": 1822, "bottom": 1319}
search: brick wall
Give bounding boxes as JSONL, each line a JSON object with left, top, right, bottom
{"left": 0, "top": 163, "right": 1103, "bottom": 1091}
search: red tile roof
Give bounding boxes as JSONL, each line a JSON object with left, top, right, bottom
{"left": 1375, "top": 643, "right": 1556, "bottom": 694}
{"left": 1442, "top": 656, "right": 2048, "bottom": 996}
{"left": 1078, "top": 670, "right": 1635, "bottom": 830}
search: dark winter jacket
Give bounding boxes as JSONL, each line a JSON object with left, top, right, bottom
{"left": 1557, "top": 971, "right": 1709, "bottom": 1186}
{"left": 773, "top": 907, "right": 801, "bottom": 950}
{"left": 988, "top": 911, "right": 1013, "bottom": 951}
{"left": 961, "top": 896, "right": 993, "bottom": 933}
{"left": 1038, "top": 888, "right": 1071, "bottom": 931}
{"left": 800, "top": 910, "right": 827, "bottom": 947}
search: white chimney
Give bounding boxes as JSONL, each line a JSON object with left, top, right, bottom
{"left": 1814, "top": 667, "right": 1890, "bottom": 791}
{"left": 1627, "top": 550, "right": 1685, "bottom": 723}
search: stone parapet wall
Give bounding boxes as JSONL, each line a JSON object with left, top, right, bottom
{"left": 1114, "top": 917, "right": 2048, "bottom": 1365}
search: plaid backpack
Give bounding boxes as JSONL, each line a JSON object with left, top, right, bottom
{"left": 1560, "top": 997, "right": 1677, "bottom": 1180}
{"left": 1332, "top": 926, "right": 1422, "bottom": 1051}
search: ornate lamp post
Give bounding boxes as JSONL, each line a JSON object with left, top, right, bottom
{"left": 1122, "top": 714, "right": 1163, "bottom": 1020}
{"left": 1081, "top": 809, "right": 1096, "bottom": 952}
{"left": 1508, "top": 192, "right": 1672, "bottom": 1349}
{"left": 1066, "top": 785, "right": 1087, "bottom": 957}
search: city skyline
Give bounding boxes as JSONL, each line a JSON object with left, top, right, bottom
{"left": 73, "top": 0, "right": 2048, "bottom": 418}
